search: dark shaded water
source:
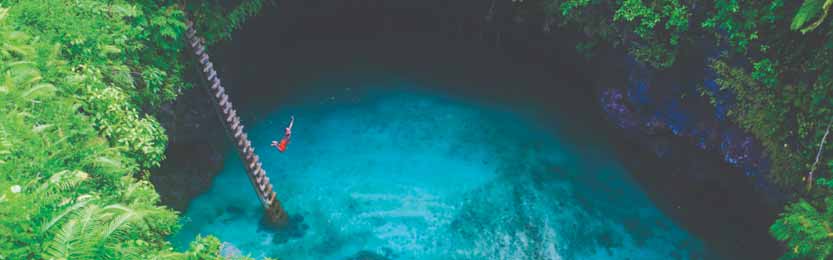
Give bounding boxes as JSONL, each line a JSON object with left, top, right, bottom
{"left": 171, "top": 1, "right": 779, "bottom": 259}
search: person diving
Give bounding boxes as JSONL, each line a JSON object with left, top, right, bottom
{"left": 271, "top": 115, "right": 294, "bottom": 153}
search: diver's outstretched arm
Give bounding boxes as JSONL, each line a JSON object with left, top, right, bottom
{"left": 288, "top": 115, "right": 295, "bottom": 130}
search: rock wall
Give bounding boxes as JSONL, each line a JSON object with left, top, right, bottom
{"left": 583, "top": 32, "right": 787, "bottom": 257}
{"left": 152, "top": 82, "right": 228, "bottom": 212}
{"left": 595, "top": 49, "right": 787, "bottom": 207}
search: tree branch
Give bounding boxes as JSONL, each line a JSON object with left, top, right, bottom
{"left": 808, "top": 116, "right": 833, "bottom": 190}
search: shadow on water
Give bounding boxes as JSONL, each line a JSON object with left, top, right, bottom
{"left": 181, "top": 0, "right": 781, "bottom": 259}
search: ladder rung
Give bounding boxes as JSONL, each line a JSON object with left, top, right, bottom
{"left": 258, "top": 179, "right": 267, "bottom": 191}
{"left": 218, "top": 94, "right": 228, "bottom": 106}
{"left": 207, "top": 70, "right": 217, "bottom": 81}
{"left": 258, "top": 180, "right": 266, "bottom": 191}
{"left": 267, "top": 193, "right": 277, "bottom": 206}
{"left": 203, "top": 62, "right": 213, "bottom": 73}
{"left": 226, "top": 109, "right": 236, "bottom": 123}
{"left": 253, "top": 160, "right": 262, "bottom": 171}
{"left": 214, "top": 87, "right": 224, "bottom": 99}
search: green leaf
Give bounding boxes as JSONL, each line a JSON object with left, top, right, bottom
{"left": 101, "top": 45, "right": 121, "bottom": 55}
{"left": 791, "top": 0, "right": 833, "bottom": 33}
{"left": 21, "top": 83, "right": 56, "bottom": 99}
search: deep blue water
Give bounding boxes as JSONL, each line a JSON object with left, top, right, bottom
{"left": 171, "top": 82, "right": 714, "bottom": 259}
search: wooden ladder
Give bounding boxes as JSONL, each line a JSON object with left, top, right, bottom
{"left": 184, "top": 20, "right": 289, "bottom": 226}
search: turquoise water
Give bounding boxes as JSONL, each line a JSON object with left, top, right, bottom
{"left": 171, "top": 85, "right": 712, "bottom": 259}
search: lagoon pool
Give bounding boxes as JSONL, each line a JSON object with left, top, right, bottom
{"left": 171, "top": 85, "right": 712, "bottom": 259}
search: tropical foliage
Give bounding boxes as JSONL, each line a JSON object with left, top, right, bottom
{"left": 770, "top": 178, "right": 833, "bottom": 259}
{"left": 186, "top": 0, "right": 272, "bottom": 45}
{"left": 0, "top": 0, "right": 267, "bottom": 259}
{"left": 515, "top": 0, "right": 833, "bottom": 258}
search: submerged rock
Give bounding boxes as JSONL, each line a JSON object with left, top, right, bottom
{"left": 345, "top": 250, "right": 391, "bottom": 260}
{"left": 220, "top": 242, "right": 243, "bottom": 258}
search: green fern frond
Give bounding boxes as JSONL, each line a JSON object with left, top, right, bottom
{"left": 39, "top": 170, "right": 89, "bottom": 194}
{"left": 44, "top": 218, "right": 80, "bottom": 259}
{"left": 41, "top": 196, "right": 95, "bottom": 233}
{"left": 44, "top": 205, "right": 102, "bottom": 260}
{"left": 100, "top": 204, "right": 144, "bottom": 238}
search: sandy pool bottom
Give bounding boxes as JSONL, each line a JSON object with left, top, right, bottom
{"left": 171, "top": 87, "right": 712, "bottom": 259}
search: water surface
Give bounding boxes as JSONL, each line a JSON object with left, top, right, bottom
{"left": 172, "top": 84, "right": 712, "bottom": 259}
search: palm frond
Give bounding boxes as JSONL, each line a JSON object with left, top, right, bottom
{"left": 41, "top": 196, "right": 95, "bottom": 232}
{"left": 100, "top": 204, "right": 145, "bottom": 239}
{"left": 44, "top": 218, "right": 80, "bottom": 259}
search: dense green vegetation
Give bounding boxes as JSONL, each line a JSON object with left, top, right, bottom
{"left": 516, "top": 0, "right": 833, "bottom": 258}
{"left": 0, "top": 0, "right": 269, "bottom": 259}
{"left": 2, "top": 0, "right": 830, "bottom": 258}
